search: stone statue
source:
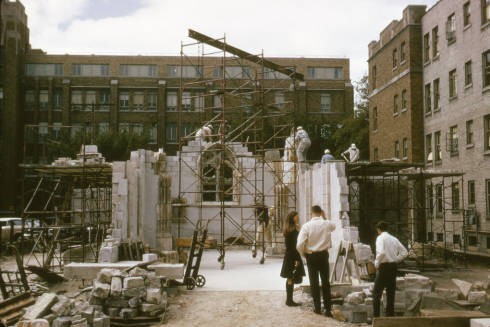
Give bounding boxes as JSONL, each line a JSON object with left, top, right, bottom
{"left": 321, "top": 149, "right": 335, "bottom": 163}
{"left": 342, "top": 143, "right": 360, "bottom": 162}
{"left": 295, "top": 126, "right": 311, "bottom": 162}
{"left": 195, "top": 124, "right": 213, "bottom": 142}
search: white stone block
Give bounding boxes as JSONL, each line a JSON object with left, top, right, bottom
{"left": 471, "top": 318, "right": 490, "bottom": 327}
{"left": 452, "top": 278, "right": 473, "bottom": 298}
{"left": 143, "top": 253, "right": 158, "bottom": 262}
{"left": 92, "top": 281, "right": 111, "bottom": 299}
{"left": 404, "top": 274, "right": 432, "bottom": 290}
{"left": 110, "top": 276, "right": 122, "bottom": 296}
{"left": 98, "top": 245, "right": 119, "bottom": 263}
{"left": 23, "top": 293, "right": 58, "bottom": 320}
{"left": 123, "top": 276, "right": 145, "bottom": 289}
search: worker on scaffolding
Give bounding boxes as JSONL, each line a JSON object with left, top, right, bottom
{"left": 252, "top": 203, "right": 272, "bottom": 264}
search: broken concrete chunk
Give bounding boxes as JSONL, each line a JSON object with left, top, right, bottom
{"left": 23, "top": 293, "right": 59, "bottom": 320}
{"left": 123, "top": 276, "right": 145, "bottom": 289}
{"left": 92, "top": 281, "right": 111, "bottom": 299}
{"left": 452, "top": 278, "right": 473, "bottom": 298}
{"left": 81, "top": 305, "right": 95, "bottom": 323}
{"left": 468, "top": 291, "right": 487, "bottom": 304}
{"left": 473, "top": 280, "right": 488, "bottom": 291}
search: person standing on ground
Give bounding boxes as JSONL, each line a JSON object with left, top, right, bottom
{"left": 372, "top": 221, "right": 408, "bottom": 318}
{"left": 296, "top": 205, "right": 336, "bottom": 316}
{"left": 280, "top": 211, "right": 305, "bottom": 306}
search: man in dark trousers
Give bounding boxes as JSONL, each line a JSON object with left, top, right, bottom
{"left": 373, "top": 221, "right": 408, "bottom": 317}
{"left": 296, "top": 205, "right": 336, "bottom": 316}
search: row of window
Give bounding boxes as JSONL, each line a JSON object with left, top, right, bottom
{"left": 371, "top": 138, "right": 409, "bottom": 161}
{"left": 24, "top": 89, "right": 333, "bottom": 113}
{"left": 424, "top": 50, "right": 490, "bottom": 114}
{"left": 425, "top": 115, "right": 490, "bottom": 163}
{"left": 25, "top": 63, "right": 345, "bottom": 80}
{"left": 424, "top": 0, "right": 490, "bottom": 63}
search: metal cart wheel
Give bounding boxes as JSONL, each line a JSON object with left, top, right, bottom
{"left": 195, "top": 274, "right": 206, "bottom": 287}
{"left": 185, "top": 277, "right": 196, "bottom": 290}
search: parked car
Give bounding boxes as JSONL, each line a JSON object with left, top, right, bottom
{"left": 0, "top": 217, "right": 23, "bottom": 242}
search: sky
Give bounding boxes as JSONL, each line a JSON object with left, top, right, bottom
{"left": 21, "top": 0, "right": 439, "bottom": 84}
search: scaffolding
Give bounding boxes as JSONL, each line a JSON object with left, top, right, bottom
{"left": 347, "top": 161, "right": 467, "bottom": 269}
{"left": 174, "top": 30, "right": 300, "bottom": 268}
{"left": 20, "top": 125, "right": 112, "bottom": 272}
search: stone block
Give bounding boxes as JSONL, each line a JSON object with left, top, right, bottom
{"left": 92, "top": 316, "right": 111, "bottom": 327}
{"left": 107, "top": 307, "right": 120, "bottom": 317}
{"left": 143, "top": 253, "right": 158, "bottom": 262}
{"left": 468, "top": 291, "right": 487, "bottom": 304}
{"left": 147, "top": 275, "right": 164, "bottom": 288}
{"left": 93, "top": 281, "right": 111, "bottom": 299}
{"left": 128, "top": 297, "right": 141, "bottom": 308}
{"left": 122, "top": 286, "right": 146, "bottom": 298}
{"left": 91, "top": 305, "right": 103, "bottom": 313}
{"left": 88, "top": 294, "right": 104, "bottom": 306}
{"left": 99, "top": 245, "right": 119, "bottom": 263}
{"left": 97, "top": 268, "right": 117, "bottom": 283}
{"left": 146, "top": 288, "right": 162, "bottom": 304}
{"left": 52, "top": 317, "right": 72, "bottom": 327}
{"left": 42, "top": 314, "right": 56, "bottom": 324}
{"left": 111, "top": 276, "right": 122, "bottom": 296}
{"left": 17, "top": 319, "right": 50, "bottom": 327}
{"left": 71, "top": 317, "right": 88, "bottom": 327}
{"left": 473, "top": 281, "right": 488, "bottom": 291}
{"left": 123, "top": 276, "right": 145, "bottom": 289}
{"left": 81, "top": 306, "right": 95, "bottom": 323}
{"left": 105, "top": 296, "right": 129, "bottom": 308}
{"left": 471, "top": 318, "right": 490, "bottom": 327}
{"left": 452, "top": 278, "right": 473, "bottom": 298}
{"left": 405, "top": 288, "right": 431, "bottom": 308}
{"left": 140, "top": 303, "right": 165, "bottom": 313}
{"left": 50, "top": 296, "right": 72, "bottom": 316}
{"left": 23, "top": 293, "right": 59, "bottom": 320}
{"left": 120, "top": 308, "right": 138, "bottom": 319}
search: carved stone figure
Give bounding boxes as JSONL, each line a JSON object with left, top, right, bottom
{"left": 342, "top": 143, "right": 360, "bottom": 162}
{"left": 294, "top": 126, "right": 311, "bottom": 162}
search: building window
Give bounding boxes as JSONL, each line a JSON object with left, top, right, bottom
{"left": 468, "top": 235, "right": 478, "bottom": 246}
{"left": 262, "top": 67, "right": 289, "bottom": 79}
{"left": 453, "top": 234, "right": 461, "bottom": 245}
{"left": 394, "top": 140, "right": 400, "bottom": 159}
{"left": 423, "top": 33, "right": 430, "bottom": 62}
{"left": 402, "top": 138, "right": 408, "bottom": 158}
{"left": 464, "top": 2, "right": 471, "bottom": 26}
{"left": 436, "top": 183, "right": 444, "bottom": 215}
{"left": 149, "top": 123, "right": 157, "bottom": 144}
{"left": 374, "top": 147, "right": 378, "bottom": 161}
{"left": 99, "top": 90, "right": 110, "bottom": 111}
{"left": 147, "top": 92, "right": 157, "bottom": 111}
{"left": 446, "top": 13, "right": 456, "bottom": 43}
{"left": 306, "top": 67, "right": 343, "bottom": 80}
{"left": 214, "top": 95, "right": 222, "bottom": 110}
{"left": 373, "top": 107, "right": 378, "bottom": 131}
{"left": 484, "top": 50, "right": 490, "bottom": 88}
{"left": 53, "top": 89, "right": 63, "bottom": 111}
{"left": 194, "top": 92, "right": 204, "bottom": 112}
{"left": 39, "top": 90, "right": 48, "bottom": 111}
{"left": 426, "top": 134, "right": 433, "bottom": 163}
{"left": 436, "top": 233, "right": 444, "bottom": 242}
{"left": 427, "top": 232, "right": 434, "bottom": 241}
{"left": 485, "top": 115, "right": 490, "bottom": 151}
{"left": 424, "top": 83, "right": 431, "bottom": 113}
{"left": 72, "top": 64, "right": 109, "bottom": 76}
{"left": 25, "top": 63, "right": 63, "bottom": 76}
{"left": 98, "top": 122, "right": 109, "bottom": 135}
{"left": 120, "top": 64, "right": 157, "bottom": 77}
{"left": 466, "top": 120, "right": 474, "bottom": 144}
{"left": 320, "top": 93, "right": 331, "bottom": 112}
{"left": 468, "top": 180, "right": 475, "bottom": 205}
{"left": 449, "top": 69, "right": 457, "bottom": 98}
{"left": 448, "top": 125, "right": 459, "bottom": 155}
{"left": 433, "top": 78, "right": 440, "bottom": 110}
{"left": 482, "top": 0, "right": 490, "bottom": 25}
{"left": 275, "top": 91, "right": 285, "bottom": 109}
{"left": 400, "top": 42, "right": 406, "bottom": 63}
{"left": 166, "top": 123, "right": 177, "bottom": 143}
{"left": 393, "top": 94, "right": 399, "bottom": 114}
{"left": 167, "top": 65, "right": 201, "bottom": 78}
{"left": 452, "top": 182, "right": 460, "bottom": 210}
{"left": 182, "top": 92, "right": 192, "bottom": 111}
{"left": 465, "top": 60, "right": 472, "bottom": 86}
{"left": 71, "top": 90, "right": 83, "bottom": 110}
{"left": 435, "top": 131, "right": 442, "bottom": 161}
{"left": 392, "top": 48, "right": 397, "bottom": 68}
{"left": 372, "top": 66, "right": 377, "bottom": 89}
{"left": 432, "top": 26, "right": 439, "bottom": 58}
{"left": 487, "top": 179, "right": 490, "bottom": 216}
{"left": 166, "top": 92, "right": 177, "bottom": 111}
{"left": 119, "top": 92, "right": 130, "bottom": 111}
{"left": 215, "top": 66, "right": 251, "bottom": 79}
{"left": 132, "top": 92, "right": 144, "bottom": 111}
{"left": 84, "top": 91, "right": 96, "bottom": 110}
{"left": 401, "top": 89, "right": 407, "bottom": 111}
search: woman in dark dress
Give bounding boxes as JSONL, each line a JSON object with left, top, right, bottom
{"left": 280, "top": 211, "right": 305, "bottom": 306}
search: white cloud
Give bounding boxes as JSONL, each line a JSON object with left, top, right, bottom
{"left": 21, "top": 0, "right": 437, "bottom": 82}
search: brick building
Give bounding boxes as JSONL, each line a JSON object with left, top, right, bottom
{"left": 368, "top": 5, "right": 426, "bottom": 163}
{"left": 0, "top": 0, "right": 353, "bottom": 213}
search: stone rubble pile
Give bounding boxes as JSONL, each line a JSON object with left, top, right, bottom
{"left": 17, "top": 267, "right": 168, "bottom": 327}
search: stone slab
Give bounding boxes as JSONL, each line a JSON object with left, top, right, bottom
{"left": 64, "top": 262, "right": 184, "bottom": 280}
{"left": 471, "top": 318, "right": 490, "bottom": 327}
{"left": 23, "top": 293, "right": 58, "bottom": 320}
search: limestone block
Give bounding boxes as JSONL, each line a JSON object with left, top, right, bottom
{"left": 471, "top": 318, "right": 490, "bottom": 327}
{"left": 92, "top": 316, "right": 110, "bottom": 327}
{"left": 91, "top": 305, "right": 103, "bottom": 313}
{"left": 52, "top": 317, "right": 72, "bottom": 327}
{"left": 364, "top": 297, "right": 373, "bottom": 305}
{"left": 97, "top": 268, "right": 116, "bottom": 283}
{"left": 92, "top": 281, "right": 111, "bottom": 299}
{"left": 122, "top": 286, "right": 146, "bottom": 299}
{"left": 160, "top": 251, "right": 179, "bottom": 264}
{"left": 111, "top": 276, "right": 122, "bottom": 296}
{"left": 468, "top": 291, "right": 487, "bottom": 304}
{"left": 88, "top": 295, "right": 103, "bottom": 306}
{"left": 50, "top": 296, "right": 72, "bottom": 316}
{"left": 353, "top": 243, "right": 372, "bottom": 263}
{"left": 143, "top": 253, "right": 158, "bottom": 262}
{"left": 342, "top": 227, "right": 360, "bottom": 243}
{"left": 404, "top": 274, "right": 432, "bottom": 290}
{"left": 98, "top": 245, "right": 119, "bottom": 263}
{"left": 23, "top": 293, "right": 58, "bottom": 320}
{"left": 118, "top": 179, "right": 128, "bottom": 195}
{"left": 146, "top": 288, "right": 162, "bottom": 304}
{"left": 124, "top": 276, "right": 145, "bottom": 289}
{"left": 17, "top": 319, "right": 50, "bottom": 327}
{"left": 452, "top": 278, "right": 473, "bottom": 298}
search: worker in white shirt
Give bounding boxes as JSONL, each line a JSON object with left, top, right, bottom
{"left": 373, "top": 221, "right": 408, "bottom": 318}
{"left": 296, "top": 205, "right": 336, "bottom": 317}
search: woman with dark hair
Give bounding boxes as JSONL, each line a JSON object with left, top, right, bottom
{"left": 280, "top": 211, "right": 305, "bottom": 306}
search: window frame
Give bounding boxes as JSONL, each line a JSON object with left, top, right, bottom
{"left": 449, "top": 69, "right": 457, "bottom": 98}
{"left": 468, "top": 180, "right": 475, "bottom": 205}
{"left": 432, "top": 26, "right": 439, "bottom": 58}
{"left": 423, "top": 33, "right": 430, "bottom": 62}
{"left": 464, "top": 60, "right": 472, "bottom": 86}
{"left": 483, "top": 50, "right": 490, "bottom": 88}
{"left": 466, "top": 119, "right": 474, "bottom": 145}
{"left": 463, "top": 2, "right": 471, "bottom": 27}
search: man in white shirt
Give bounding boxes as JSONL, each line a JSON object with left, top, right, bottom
{"left": 296, "top": 205, "right": 336, "bottom": 316}
{"left": 373, "top": 221, "right": 408, "bottom": 317}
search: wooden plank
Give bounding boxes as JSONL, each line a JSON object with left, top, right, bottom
{"left": 373, "top": 315, "right": 490, "bottom": 327}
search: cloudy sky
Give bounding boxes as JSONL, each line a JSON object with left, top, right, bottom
{"left": 22, "top": 0, "right": 438, "bottom": 83}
